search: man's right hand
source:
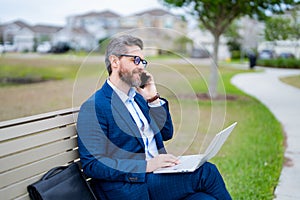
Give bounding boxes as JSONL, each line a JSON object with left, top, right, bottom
{"left": 146, "top": 154, "right": 180, "bottom": 172}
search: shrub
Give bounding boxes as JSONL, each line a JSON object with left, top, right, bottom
{"left": 231, "top": 50, "right": 241, "bottom": 59}
{"left": 257, "top": 58, "right": 300, "bottom": 69}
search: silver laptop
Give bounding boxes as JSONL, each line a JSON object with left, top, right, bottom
{"left": 153, "top": 122, "right": 237, "bottom": 174}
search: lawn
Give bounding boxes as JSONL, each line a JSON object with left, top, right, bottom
{"left": 0, "top": 53, "right": 284, "bottom": 199}
{"left": 280, "top": 74, "right": 300, "bottom": 89}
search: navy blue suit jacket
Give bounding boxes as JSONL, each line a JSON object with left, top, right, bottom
{"left": 77, "top": 81, "right": 174, "bottom": 199}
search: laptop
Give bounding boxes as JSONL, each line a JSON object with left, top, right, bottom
{"left": 153, "top": 122, "right": 237, "bottom": 174}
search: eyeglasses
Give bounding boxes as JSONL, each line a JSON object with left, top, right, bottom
{"left": 117, "top": 54, "right": 148, "bottom": 68}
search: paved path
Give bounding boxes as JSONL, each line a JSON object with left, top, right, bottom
{"left": 231, "top": 67, "right": 300, "bottom": 200}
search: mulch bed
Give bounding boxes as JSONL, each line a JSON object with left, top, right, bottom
{"left": 178, "top": 93, "right": 239, "bottom": 101}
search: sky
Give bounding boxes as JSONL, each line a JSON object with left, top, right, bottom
{"left": 0, "top": 0, "right": 171, "bottom": 26}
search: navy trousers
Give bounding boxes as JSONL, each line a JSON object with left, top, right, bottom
{"left": 92, "top": 162, "right": 231, "bottom": 200}
{"left": 146, "top": 162, "right": 231, "bottom": 200}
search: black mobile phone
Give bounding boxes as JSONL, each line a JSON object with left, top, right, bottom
{"left": 140, "top": 72, "right": 150, "bottom": 88}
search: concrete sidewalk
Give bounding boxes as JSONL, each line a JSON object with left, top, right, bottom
{"left": 231, "top": 67, "right": 300, "bottom": 200}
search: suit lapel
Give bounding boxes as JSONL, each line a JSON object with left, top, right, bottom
{"left": 134, "top": 95, "right": 151, "bottom": 123}
{"left": 102, "top": 82, "right": 145, "bottom": 148}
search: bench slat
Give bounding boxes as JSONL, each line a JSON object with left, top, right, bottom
{"left": 0, "top": 107, "right": 79, "bottom": 128}
{"left": 0, "top": 125, "right": 77, "bottom": 158}
{"left": 15, "top": 194, "right": 30, "bottom": 200}
{"left": 1, "top": 137, "right": 78, "bottom": 173}
{"left": 0, "top": 150, "right": 79, "bottom": 188}
{"left": 1, "top": 173, "right": 43, "bottom": 200}
{"left": 0, "top": 113, "right": 78, "bottom": 142}
{"left": 0, "top": 108, "right": 82, "bottom": 200}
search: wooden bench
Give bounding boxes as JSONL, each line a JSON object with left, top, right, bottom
{"left": 0, "top": 107, "right": 80, "bottom": 200}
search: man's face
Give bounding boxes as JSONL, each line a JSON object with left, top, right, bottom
{"left": 118, "top": 46, "right": 146, "bottom": 87}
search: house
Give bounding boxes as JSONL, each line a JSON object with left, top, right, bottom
{"left": 0, "top": 20, "right": 34, "bottom": 52}
{"left": 66, "top": 10, "right": 120, "bottom": 40}
{"left": 120, "top": 9, "right": 189, "bottom": 55}
{"left": 52, "top": 27, "right": 97, "bottom": 51}
{"left": 0, "top": 20, "right": 62, "bottom": 52}
{"left": 64, "top": 9, "right": 188, "bottom": 55}
{"left": 0, "top": 9, "right": 188, "bottom": 54}
{"left": 32, "top": 25, "right": 63, "bottom": 43}
{"left": 132, "top": 9, "right": 187, "bottom": 31}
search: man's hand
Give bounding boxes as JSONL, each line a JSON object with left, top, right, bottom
{"left": 146, "top": 154, "right": 180, "bottom": 172}
{"left": 136, "top": 71, "right": 157, "bottom": 100}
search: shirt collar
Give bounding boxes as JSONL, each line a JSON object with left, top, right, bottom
{"left": 107, "top": 79, "right": 136, "bottom": 103}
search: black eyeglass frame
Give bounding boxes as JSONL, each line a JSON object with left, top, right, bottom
{"left": 117, "top": 54, "right": 148, "bottom": 68}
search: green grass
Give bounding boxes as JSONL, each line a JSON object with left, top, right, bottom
{"left": 280, "top": 74, "right": 300, "bottom": 89}
{"left": 0, "top": 56, "right": 77, "bottom": 82}
{"left": 213, "top": 99, "right": 283, "bottom": 199}
{"left": 0, "top": 54, "right": 103, "bottom": 86}
{"left": 0, "top": 53, "right": 284, "bottom": 199}
{"left": 154, "top": 62, "right": 283, "bottom": 199}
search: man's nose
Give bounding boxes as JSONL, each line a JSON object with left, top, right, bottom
{"left": 137, "top": 62, "right": 145, "bottom": 70}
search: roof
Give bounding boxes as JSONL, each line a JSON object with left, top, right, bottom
{"left": 0, "top": 20, "right": 33, "bottom": 30}
{"left": 134, "top": 9, "right": 175, "bottom": 17}
{"left": 71, "top": 28, "right": 91, "bottom": 35}
{"left": 12, "top": 20, "right": 32, "bottom": 29}
{"left": 32, "top": 25, "right": 63, "bottom": 33}
{"left": 76, "top": 10, "right": 120, "bottom": 18}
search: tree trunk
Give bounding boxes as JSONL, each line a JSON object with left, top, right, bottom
{"left": 209, "top": 34, "right": 220, "bottom": 99}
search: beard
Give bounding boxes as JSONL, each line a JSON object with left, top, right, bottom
{"left": 119, "top": 66, "right": 142, "bottom": 87}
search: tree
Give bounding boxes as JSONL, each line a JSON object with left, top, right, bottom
{"left": 224, "top": 21, "right": 242, "bottom": 59}
{"left": 290, "top": 8, "right": 300, "bottom": 40}
{"left": 161, "top": 0, "right": 300, "bottom": 98}
{"left": 174, "top": 36, "right": 193, "bottom": 54}
{"left": 265, "top": 17, "right": 292, "bottom": 41}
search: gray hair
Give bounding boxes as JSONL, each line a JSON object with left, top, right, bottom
{"left": 105, "top": 35, "right": 143, "bottom": 75}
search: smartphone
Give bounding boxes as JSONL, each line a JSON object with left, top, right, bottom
{"left": 140, "top": 72, "right": 150, "bottom": 88}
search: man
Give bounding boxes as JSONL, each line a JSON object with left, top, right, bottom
{"left": 77, "top": 35, "right": 232, "bottom": 200}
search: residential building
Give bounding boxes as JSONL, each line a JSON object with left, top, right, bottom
{"left": 64, "top": 9, "right": 188, "bottom": 55}
{"left": 0, "top": 20, "right": 62, "bottom": 52}
{"left": 0, "top": 20, "right": 34, "bottom": 52}
{"left": 66, "top": 10, "right": 120, "bottom": 41}
{"left": 0, "top": 9, "right": 188, "bottom": 54}
{"left": 124, "top": 9, "right": 188, "bottom": 55}
{"left": 32, "top": 25, "right": 62, "bottom": 43}
{"left": 52, "top": 27, "right": 97, "bottom": 51}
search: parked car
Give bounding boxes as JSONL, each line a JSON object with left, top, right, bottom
{"left": 278, "top": 52, "right": 295, "bottom": 59}
{"left": 0, "top": 45, "right": 4, "bottom": 54}
{"left": 258, "top": 50, "right": 276, "bottom": 59}
{"left": 51, "top": 42, "right": 71, "bottom": 53}
{"left": 3, "top": 42, "right": 16, "bottom": 52}
{"left": 37, "top": 42, "right": 52, "bottom": 53}
{"left": 191, "top": 48, "right": 210, "bottom": 58}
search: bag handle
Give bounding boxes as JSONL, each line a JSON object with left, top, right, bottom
{"left": 41, "top": 165, "right": 68, "bottom": 180}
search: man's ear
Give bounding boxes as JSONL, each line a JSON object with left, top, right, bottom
{"left": 109, "top": 55, "right": 119, "bottom": 68}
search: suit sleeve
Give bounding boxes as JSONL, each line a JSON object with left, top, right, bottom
{"left": 77, "top": 97, "right": 147, "bottom": 183}
{"left": 148, "top": 97, "right": 174, "bottom": 141}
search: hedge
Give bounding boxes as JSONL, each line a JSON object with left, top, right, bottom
{"left": 257, "top": 58, "right": 300, "bottom": 69}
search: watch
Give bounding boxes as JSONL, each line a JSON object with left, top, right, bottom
{"left": 147, "top": 93, "right": 160, "bottom": 103}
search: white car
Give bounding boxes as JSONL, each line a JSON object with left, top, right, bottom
{"left": 3, "top": 43, "right": 16, "bottom": 52}
{"left": 0, "top": 45, "right": 4, "bottom": 53}
{"left": 37, "top": 42, "right": 52, "bottom": 53}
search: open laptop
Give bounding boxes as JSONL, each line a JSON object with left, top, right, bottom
{"left": 153, "top": 122, "right": 237, "bottom": 174}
